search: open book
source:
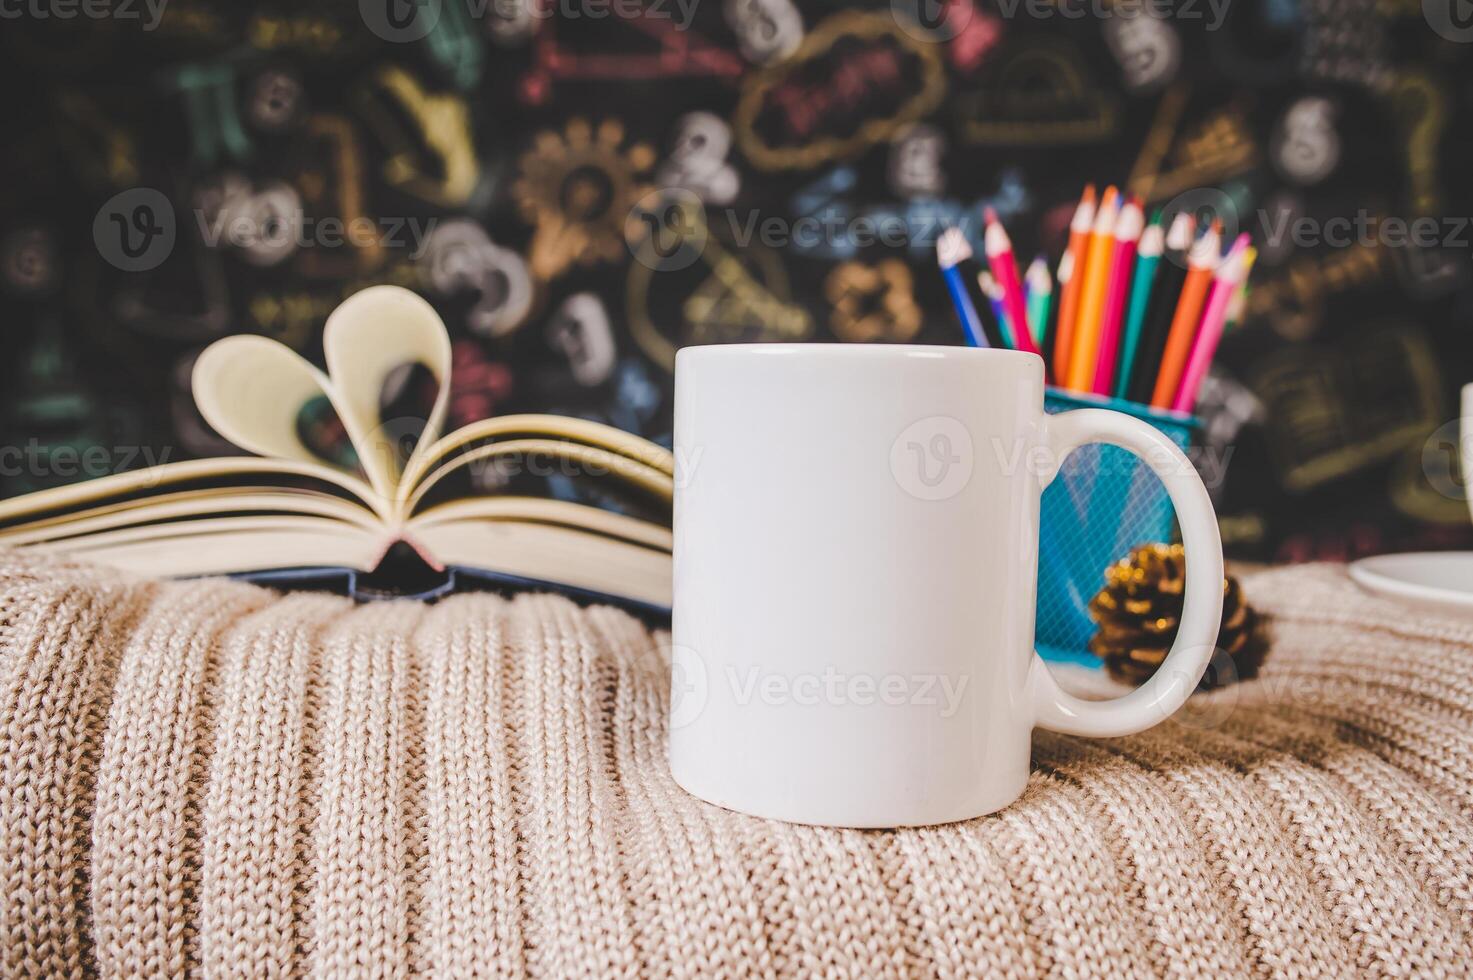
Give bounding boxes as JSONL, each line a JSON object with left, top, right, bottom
{"left": 0, "top": 286, "right": 675, "bottom": 609}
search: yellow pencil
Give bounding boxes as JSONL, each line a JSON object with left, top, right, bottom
{"left": 1065, "top": 186, "right": 1120, "bottom": 391}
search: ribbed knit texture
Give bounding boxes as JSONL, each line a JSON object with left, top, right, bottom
{"left": 2, "top": 550, "right": 1470, "bottom": 977}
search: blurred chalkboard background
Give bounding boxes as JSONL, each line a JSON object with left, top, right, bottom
{"left": 2, "top": 0, "right": 1472, "bottom": 561}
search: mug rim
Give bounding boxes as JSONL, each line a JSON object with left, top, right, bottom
{"left": 676, "top": 343, "right": 1042, "bottom": 365}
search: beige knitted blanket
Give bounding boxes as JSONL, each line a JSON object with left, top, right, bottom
{"left": 2, "top": 551, "right": 1470, "bottom": 978}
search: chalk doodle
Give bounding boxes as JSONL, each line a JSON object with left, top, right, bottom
{"left": 1103, "top": 9, "right": 1180, "bottom": 94}
{"left": 1270, "top": 96, "right": 1340, "bottom": 187}
{"left": 1248, "top": 322, "right": 1440, "bottom": 493}
{"left": 521, "top": 3, "right": 744, "bottom": 105}
{"left": 733, "top": 11, "right": 946, "bottom": 171}
{"left": 888, "top": 124, "right": 946, "bottom": 200}
{"left": 1128, "top": 91, "right": 1259, "bottom": 203}
{"left": 955, "top": 38, "right": 1116, "bottom": 146}
{"left": 289, "top": 115, "right": 383, "bottom": 279}
{"left": 725, "top": 0, "right": 804, "bottom": 65}
{"left": 53, "top": 92, "right": 140, "bottom": 191}
{"left": 354, "top": 66, "right": 481, "bottom": 208}
{"left": 1247, "top": 240, "right": 1389, "bottom": 341}
{"left": 417, "top": 220, "right": 533, "bottom": 339}
{"left": 3, "top": 0, "right": 1472, "bottom": 561}
{"left": 627, "top": 207, "right": 810, "bottom": 370}
{"left": 1387, "top": 70, "right": 1448, "bottom": 218}
{"left": 514, "top": 117, "right": 656, "bottom": 281}
{"left": 547, "top": 293, "right": 618, "bottom": 387}
{"left": 657, "top": 112, "right": 741, "bottom": 207}
{"left": 825, "top": 259, "right": 923, "bottom": 343}
{"left": 166, "top": 62, "right": 252, "bottom": 167}
{"left": 787, "top": 164, "right": 1029, "bottom": 259}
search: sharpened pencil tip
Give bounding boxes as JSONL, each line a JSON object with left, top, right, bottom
{"left": 936, "top": 227, "right": 972, "bottom": 268}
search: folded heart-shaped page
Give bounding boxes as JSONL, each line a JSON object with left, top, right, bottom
{"left": 322, "top": 285, "right": 451, "bottom": 500}
{"left": 192, "top": 335, "right": 351, "bottom": 475}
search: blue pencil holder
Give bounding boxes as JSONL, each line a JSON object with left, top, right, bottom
{"left": 1035, "top": 389, "right": 1200, "bottom": 667}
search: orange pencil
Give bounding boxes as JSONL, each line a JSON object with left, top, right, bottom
{"left": 1051, "top": 185, "right": 1095, "bottom": 383}
{"left": 1172, "top": 235, "right": 1251, "bottom": 412}
{"left": 1066, "top": 186, "right": 1120, "bottom": 391}
{"left": 1149, "top": 220, "right": 1221, "bottom": 408}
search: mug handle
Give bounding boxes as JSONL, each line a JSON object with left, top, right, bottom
{"left": 1031, "top": 408, "right": 1224, "bottom": 737}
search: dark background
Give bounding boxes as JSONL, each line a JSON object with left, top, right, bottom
{"left": 2, "top": 0, "right": 1471, "bottom": 561}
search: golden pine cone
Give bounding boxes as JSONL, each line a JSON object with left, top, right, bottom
{"left": 1086, "top": 543, "right": 1266, "bottom": 689}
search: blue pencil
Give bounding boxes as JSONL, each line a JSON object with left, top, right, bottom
{"left": 937, "top": 227, "right": 990, "bottom": 347}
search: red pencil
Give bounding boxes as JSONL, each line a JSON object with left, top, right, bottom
{"left": 982, "top": 208, "right": 1042, "bottom": 359}
{"left": 1091, "top": 196, "right": 1143, "bottom": 395}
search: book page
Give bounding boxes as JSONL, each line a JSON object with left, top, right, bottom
{"left": 191, "top": 286, "right": 451, "bottom": 513}
{"left": 2, "top": 488, "right": 378, "bottom": 546}
{"left": 409, "top": 495, "right": 673, "bottom": 551}
{"left": 405, "top": 438, "right": 674, "bottom": 515}
{"left": 401, "top": 413, "right": 676, "bottom": 504}
{"left": 0, "top": 457, "right": 385, "bottom": 526}
{"left": 412, "top": 519, "right": 672, "bottom": 608}
{"left": 321, "top": 285, "right": 451, "bottom": 503}
{"left": 192, "top": 335, "right": 354, "bottom": 478}
{"left": 35, "top": 516, "right": 383, "bottom": 579}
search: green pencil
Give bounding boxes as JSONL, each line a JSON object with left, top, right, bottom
{"left": 1113, "top": 210, "right": 1165, "bottom": 401}
{"left": 1024, "top": 254, "right": 1052, "bottom": 350}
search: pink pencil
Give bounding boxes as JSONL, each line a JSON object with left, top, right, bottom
{"left": 982, "top": 208, "right": 1043, "bottom": 357}
{"left": 1171, "top": 235, "right": 1251, "bottom": 412}
{"left": 1091, "top": 196, "right": 1143, "bottom": 395}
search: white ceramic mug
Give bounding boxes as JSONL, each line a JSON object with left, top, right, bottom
{"left": 670, "top": 345, "right": 1224, "bottom": 827}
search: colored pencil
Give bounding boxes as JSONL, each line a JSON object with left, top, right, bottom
{"left": 972, "top": 278, "right": 1010, "bottom": 348}
{"left": 976, "top": 269, "right": 1011, "bottom": 345}
{"left": 937, "top": 227, "right": 989, "bottom": 347}
{"left": 1091, "top": 196, "right": 1143, "bottom": 395}
{"left": 1025, "top": 254, "right": 1052, "bottom": 349}
{"left": 942, "top": 229, "right": 1010, "bottom": 348}
{"left": 1222, "top": 246, "right": 1257, "bottom": 334}
{"left": 1066, "top": 186, "right": 1120, "bottom": 391}
{"left": 1051, "top": 186, "right": 1095, "bottom": 383}
{"left": 1149, "top": 221, "right": 1222, "bottom": 408}
{"left": 1172, "top": 237, "right": 1251, "bottom": 412}
{"left": 1044, "top": 249, "right": 1072, "bottom": 372}
{"left": 1114, "top": 211, "right": 1164, "bottom": 400}
{"left": 1125, "top": 212, "right": 1193, "bottom": 404}
{"left": 982, "top": 208, "right": 1043, "bottom": 358}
